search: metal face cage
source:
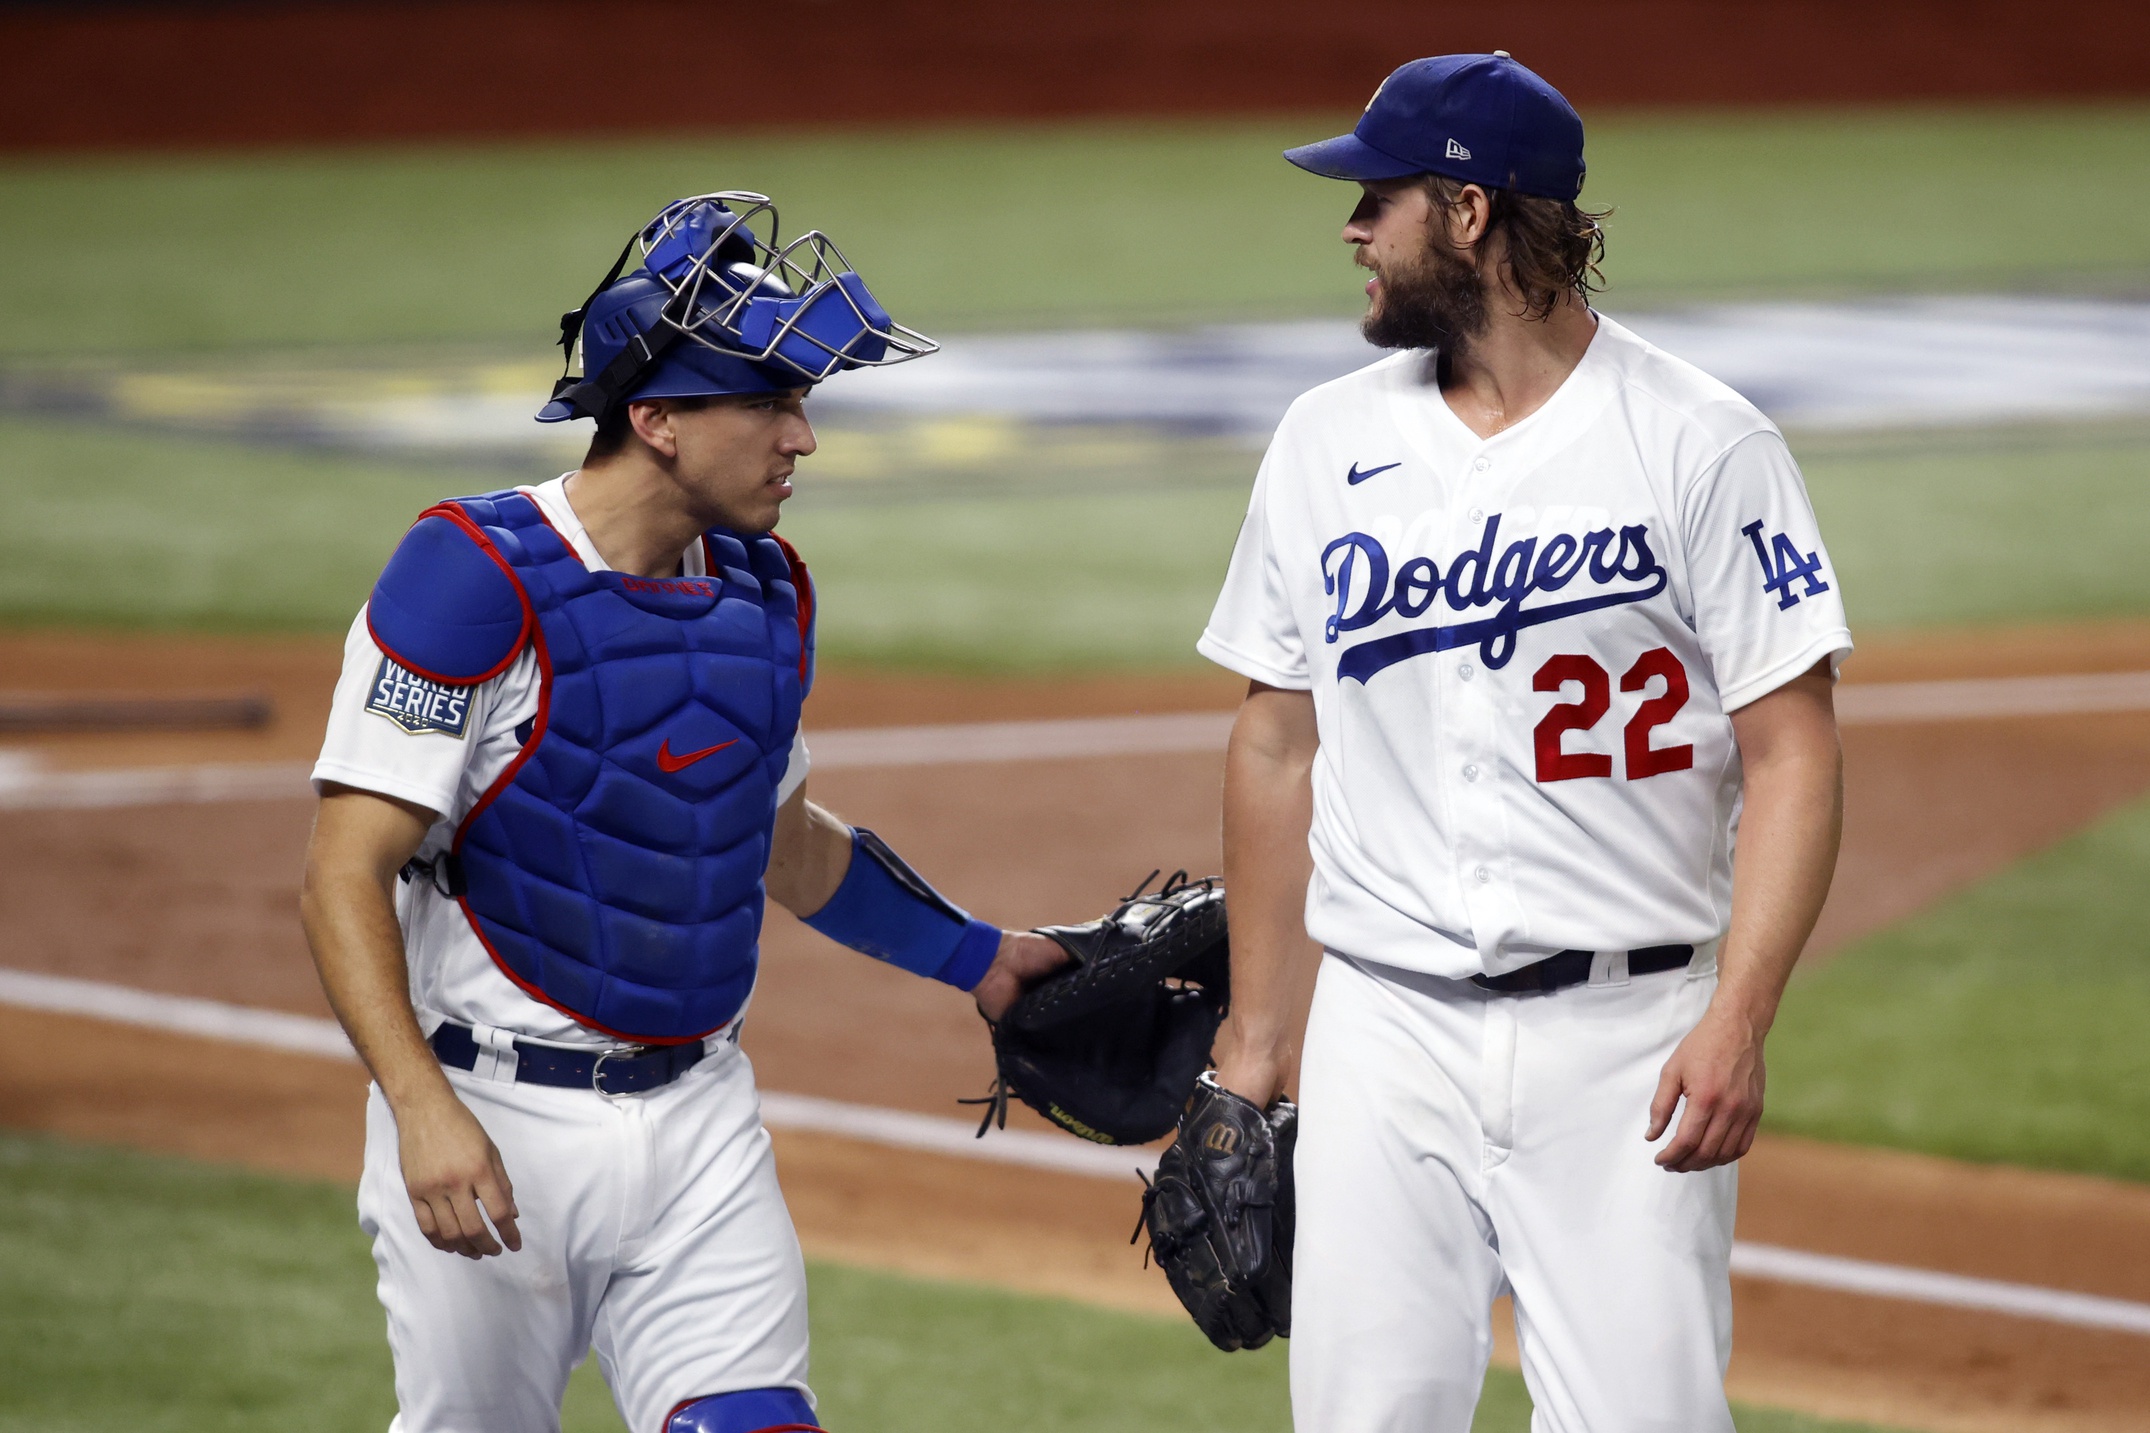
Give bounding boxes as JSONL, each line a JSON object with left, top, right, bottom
{"left": 641, "top": 191, "right": 940, "bottom": 381}
{"left": 544, "top": 191, "right": 938, "bottom": 422}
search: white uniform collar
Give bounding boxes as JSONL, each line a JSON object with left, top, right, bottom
{"left": 519, "top": 475, "right": 709, "bottom": 579}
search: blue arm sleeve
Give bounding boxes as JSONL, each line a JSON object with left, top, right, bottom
{"left": 801, "top": 827, "right": 1001, "bottom": 990}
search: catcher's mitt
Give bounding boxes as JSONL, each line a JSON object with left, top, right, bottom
{"left": 968, "top": 870, "right": 1228, "bottom": 1146}
{"left": 1138, "top": 1071, "right": 1296, "bottom": 1351}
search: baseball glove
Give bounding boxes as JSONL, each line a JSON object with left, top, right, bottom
{"left": 967, "top": 870, "right": 1229, "bottom": 1146}
{"left": 1137, "top": 1071, "right": 1297, "bottom": 1351}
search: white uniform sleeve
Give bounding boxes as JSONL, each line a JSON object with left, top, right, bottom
{"left": 776, "top": 729, "right": 810, "bottom": 806}
{"left": 310, "top": 609, "right": 502, "bottom": 819}
{"left": 1197, "top": 458, "right": 1312, "bottom": 689}
{"left": 1682, "top": 431, "right": 1854, "bottom": 712}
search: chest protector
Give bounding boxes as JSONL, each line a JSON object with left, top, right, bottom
{"left": 367, "top": 490, "right": 811, "bottom": 1044}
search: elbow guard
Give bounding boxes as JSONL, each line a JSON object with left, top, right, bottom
{"left": 802, "top": 827, "right": 1001, "bottom": 990}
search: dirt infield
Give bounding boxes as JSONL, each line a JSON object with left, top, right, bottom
{"left": 3, "top": 1, "right": 2147, "bottom": 152}
{"left": 6, "top": 624, "right": 2150, "bottom": 1430}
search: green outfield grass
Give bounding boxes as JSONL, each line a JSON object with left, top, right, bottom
{"left": 7, "top": 416, "right": 2150, "bottom": 667}
{"left": 0, "top": 1132, "right": 1896, "bottom": 1433}
{"left": 1, "top": 105, "right": 2146, "bottom": 357}
{"left": 1767, "top": 793, "right": 2150, "bottom": 1183}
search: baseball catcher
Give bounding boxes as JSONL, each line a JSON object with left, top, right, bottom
{"left": 300, "top": 190, "right": 1070, "bottom": 1433}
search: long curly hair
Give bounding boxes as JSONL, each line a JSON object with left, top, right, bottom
{"left": 1421, "top": 174, "right": 1609, "bottom": 320}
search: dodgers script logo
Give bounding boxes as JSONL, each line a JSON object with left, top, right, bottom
{"left": 1322, "top": 513, "right": 1666, "bottom": 682}
{"left": 365, "top": 657, "right": 474, "bottom": 737}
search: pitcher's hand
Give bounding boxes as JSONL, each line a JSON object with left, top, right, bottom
{"left": 1648, "top": 1006, "right": 1766, "bottom": 1173}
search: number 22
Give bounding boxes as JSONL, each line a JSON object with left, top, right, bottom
{"left": 1532, "top": 648, "right": 1695, "bottom": 782}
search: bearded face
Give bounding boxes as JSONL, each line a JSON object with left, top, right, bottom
{"left": 1360, "top": 218, "right": 1490, "bottom": 355}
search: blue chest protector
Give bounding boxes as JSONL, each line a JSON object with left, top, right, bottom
{"left": 367, "top": 490, "right": 811, "bottom": 1045}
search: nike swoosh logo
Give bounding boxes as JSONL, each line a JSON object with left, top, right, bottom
{"left": 1347, "top": 460, "right": 1402, "bottom": 485}
{"left": 656, "top": 738, "right": 738, "bottom": 773}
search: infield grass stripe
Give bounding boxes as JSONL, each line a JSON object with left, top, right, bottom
{"left": 1769, "top": 792, "right": 2150, "bottom": 1182}
{"left": 1, "top": 106, "right": 2147, "bottom": 357}
{"left": 7, "top": 417, "right": 2150, "bottom": 660}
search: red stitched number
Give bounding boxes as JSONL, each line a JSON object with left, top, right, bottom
{"left": 1532, "top": 655, "right": 1613, "bottom": 781}
{"left": 1621, "top": 646, "right": 1695, "bottom": 778}
{"left": 1530, "top": 649, "right": 1694, "bottom": 782}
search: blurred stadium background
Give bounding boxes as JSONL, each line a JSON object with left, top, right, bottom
{"left": 2, "top": 3, "right": 2148, "bottom": 1431}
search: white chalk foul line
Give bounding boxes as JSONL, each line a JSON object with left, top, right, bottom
{"left": 756, "top": 1091, "right": 1148, "bottom": 1182}
{"left": 808, "top": 710, "right": 1236, "bottom": 769}
{"left": 0, "top": 760, "right": 316, "bottom": 811}
{"left": 8, "top": 669, "right": 2150, "bottom": 812}
{"left": 0, "top": 966, "right": 357, "bottom": 1060}
{"left": 1833, "top": 669, "right": 2150, "bottom": 725}
{"left": 1729, "top": 1242, "right": 2150, "bottom": 1338}
{"left": 4, "top": 967, "right": 2149, "bottom": 1337}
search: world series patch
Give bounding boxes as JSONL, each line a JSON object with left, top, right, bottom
{"left": 366, "top": 657, "right": 474, "bottom": 737}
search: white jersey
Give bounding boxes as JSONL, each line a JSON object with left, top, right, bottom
{"left": 1198, "top": 316, "right": 1851, "bottom": 979}
{"left": 312, "top": 475, "right": 812, "bottom": 1045}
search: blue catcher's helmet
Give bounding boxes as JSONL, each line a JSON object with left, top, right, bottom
{"left": 537, "top": 192, "right": 936, "bottom": 424}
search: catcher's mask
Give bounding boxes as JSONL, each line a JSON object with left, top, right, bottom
{"left": 536, "top": 192, "right": 937, "bottom": 424}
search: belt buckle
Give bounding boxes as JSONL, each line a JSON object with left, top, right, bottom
{"left": 590, "top": 1045, "right": 647, "bottom": 1098}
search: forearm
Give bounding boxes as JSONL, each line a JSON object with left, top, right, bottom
{"left": 766, "top": 787, "right": 1007, "bottom": 993}
{"left": 763, "top": 794, "right": 854, "bottom": 917}
{"left": 1650, "top": 672, "right": 1841, "bottom": 1171}
{"left": 300, "top": 800, "right": 454, "bottom": 1114}
{"left": 1716, "top": 671, "right": 1844, "bottom": 1031}
{"left": 1217, "top": 687, "right": 1323, "bottom": 1097}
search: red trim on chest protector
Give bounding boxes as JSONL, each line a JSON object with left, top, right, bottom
{"left": 770, "top": 532, "right": 814, "bottom": 682}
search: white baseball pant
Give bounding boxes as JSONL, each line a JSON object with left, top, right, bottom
{"left": 357, "top": 1037, "right": 812, "bottom": 1433}
{"left": 1289, "top": 949, "right": 1737, "bottom": 1432}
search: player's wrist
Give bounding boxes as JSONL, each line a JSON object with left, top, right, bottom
{"left": 1707, "top": 971, "right": 1783, "bottom": 1036}
{"left": 1212, "top": 1047, "right": 1289, "bottom": 1109}
{"left": 378, "top": 1062, "right": 467, "bottom": 1121}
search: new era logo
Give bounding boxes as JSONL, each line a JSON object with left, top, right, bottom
{"left": 1446, "top": 137, "right": 1472, "bottom": 161}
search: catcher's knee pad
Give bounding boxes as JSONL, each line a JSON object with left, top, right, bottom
{"left": 665, "top": 1388, "right": 824, "bottom": 1433}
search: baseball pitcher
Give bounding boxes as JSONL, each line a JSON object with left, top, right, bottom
{"left": 1199, "top": 56, "right": 1849, "bottom": 1430}
{"left": 300, "top": 193, "right": 1066, "bottom": 1433}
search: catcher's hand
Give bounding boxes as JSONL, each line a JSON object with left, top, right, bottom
{"left": 1138, "top": 1071, "right": 1296, "bottom": 1351}
{"left": 968, "top": 870, "right": 1228, "bottom": 1146}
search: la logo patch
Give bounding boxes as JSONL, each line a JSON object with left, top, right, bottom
{"left": 1742, "top": 520, "right": 1831, "bottom": 611}
{"left": 366, "top": 657, "right": 473, "bottom": 737}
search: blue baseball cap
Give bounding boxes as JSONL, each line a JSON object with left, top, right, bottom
{"left": 1284, "top": 53, "right": 1586, "bottom": 202}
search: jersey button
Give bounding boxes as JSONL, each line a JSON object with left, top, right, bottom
{"left": 1474, "top": 865, "right": 1493, "bottom": 884}
{"left": 1459, "top": 662, "right": 1476, "bottom": 681}
{"left": 1467, "top": 506, "right": 1485, "bottom": 523}
{"left": 1462, "top": 764, "right": 1479, "bottom": 782}
{"left": 1473, "top": 457, "right": 1492, "bottom": 473}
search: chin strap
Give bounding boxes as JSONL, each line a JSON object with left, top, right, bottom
{"left": 548, "top": 231, "right": 688, "bottom": 423}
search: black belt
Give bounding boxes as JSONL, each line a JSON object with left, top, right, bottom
{"left": 1471, "top": 944, "right": 1694, "bottom": 994}
{"left": 430, "top": 1022, "right": 711, "bottom": 1095}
